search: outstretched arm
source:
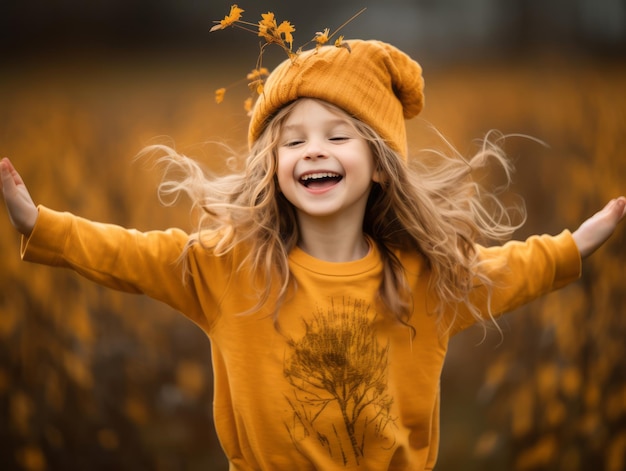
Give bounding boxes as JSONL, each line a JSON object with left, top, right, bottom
{"left": 572, "top": 197, "right": 626, "bottom": 259}
{"left": 0, "top": 157, "right": 38, "bottom": 237}
{"left": 453, "top": 197, "right": 625, "bottom": 335}
{"left": 2, "top": 155, "right": 624, "bottom": 257}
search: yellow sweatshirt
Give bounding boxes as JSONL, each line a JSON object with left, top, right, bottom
{"left": 21, "top": 206, "right": 581, "bottom": 470}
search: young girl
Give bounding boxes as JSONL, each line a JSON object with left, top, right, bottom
{"left": 1, "top": 39, "right": 625, "bottom": 470}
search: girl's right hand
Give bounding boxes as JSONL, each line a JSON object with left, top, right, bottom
{"left": 0, "top": 158, "right": 38, "bottom": 237}
{"left": 572, "top": 196, "right": 626, "bottom": 259}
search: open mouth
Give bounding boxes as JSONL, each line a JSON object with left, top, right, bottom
{"left": 299, "top": 172, "right": 343, "bottom": 189}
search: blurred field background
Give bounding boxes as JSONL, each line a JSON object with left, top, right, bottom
{"left": 1, "top": 1, "right": 626, "bottom": 470}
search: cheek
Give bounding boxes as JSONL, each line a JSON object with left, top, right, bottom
{"left": 275, "top": 155, "right": 293, "bottom": 190}
{"left": 358, "top": 150, "right": 379, "bottom": 183}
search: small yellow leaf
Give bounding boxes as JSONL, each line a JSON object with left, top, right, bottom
{"left": 335, "top": 37, "right": 351, "bottom": 52}
{"left": 315, "top": 28, "right": 330, "bottom": 46}
{"left": 244, "top": 97, "right": 253, "bottom": 114}
{"left": 212, "top": 4, "right": 244, "bottom": 31}
{"left": 276, "top": 21, "right": 295, "bottom": 47}
{"left": 246, "top": 68, "right": 269, "bottom": 81}
{"left": 247, "top": 80, "right": 264, "bottom": 95}
{"left": 258, "top": 12, "right": 277, "bottom": 37}
{"left": 215, "top": 88, "right": 226, "bottom": 104}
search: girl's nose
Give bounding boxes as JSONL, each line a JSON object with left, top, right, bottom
{"left": 303, "top": 139, "right": 327, "bottom": 160}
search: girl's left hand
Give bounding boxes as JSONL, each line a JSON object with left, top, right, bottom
{"left": 0, "top": 158, "right": 38, "bottom": 237}
{"left": 572, "top": 196, "right": 626, "bottom": 259}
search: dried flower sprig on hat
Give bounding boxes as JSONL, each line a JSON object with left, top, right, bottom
{"left": 210, "top": 4, "right": 366, "bottom": 113}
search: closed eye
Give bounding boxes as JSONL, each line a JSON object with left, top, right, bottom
{"left": 283, "top": 140, "right": 304, "bottom": 147}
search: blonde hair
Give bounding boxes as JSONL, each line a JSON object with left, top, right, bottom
{"left": 145, "top": 98, "right": 525, "bottom": 331}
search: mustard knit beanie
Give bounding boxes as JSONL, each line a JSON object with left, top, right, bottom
{"left": 248, "top": 39, "right": 425, "bottom": 158}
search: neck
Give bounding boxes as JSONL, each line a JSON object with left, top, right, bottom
{"left": 296, "top": 214, "right": 370, "bottom": 262}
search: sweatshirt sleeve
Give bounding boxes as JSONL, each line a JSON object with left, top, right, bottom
{"left": 450, "top": 229, "right": 582, "bottom": 335}
{"left": 20, "top": 205, "right": 207, "bottom": 327}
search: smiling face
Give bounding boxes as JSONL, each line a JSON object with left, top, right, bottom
{"left": 276, "top": 99, "right": 379, "bottom": 223}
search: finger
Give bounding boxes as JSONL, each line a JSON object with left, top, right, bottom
{"left": 2, "top": 158, "right": 25, "bottom": 187}
{"left": 615, "top": 196, "right": 626, "bottom": 220}
{"left": 0, "top": 158, "right": 14, "bottom": 193}
{"left": 0, "top": 158, "right": 26, "bottom": 194}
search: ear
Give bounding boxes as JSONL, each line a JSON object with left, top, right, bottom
{"left": 372, "top": 167, "right": 384, "bottom": 184}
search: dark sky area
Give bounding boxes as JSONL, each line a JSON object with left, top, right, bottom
{"left": 1, "top": 0, "right": 625, "bottom": 66}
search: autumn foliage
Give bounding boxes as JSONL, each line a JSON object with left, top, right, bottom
{"left": 0, "top": 53, "right": 625, "bottom": 470}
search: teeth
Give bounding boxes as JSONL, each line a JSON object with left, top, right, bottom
{"left": 300, "top": 172, "right": 340, "bottom": 181}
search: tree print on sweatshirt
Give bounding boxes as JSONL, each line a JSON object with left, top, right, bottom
{"left": 283, "top": 298, "right": 396, "bottom": 466}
